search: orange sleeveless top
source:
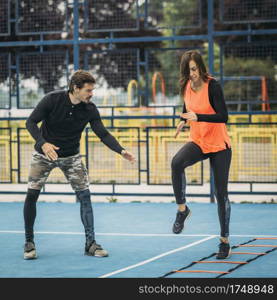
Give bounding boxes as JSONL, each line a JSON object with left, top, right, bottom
{"left": 184, "top": 80, "right": 231, "bottom": 154}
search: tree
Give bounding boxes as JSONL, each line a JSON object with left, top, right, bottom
{"left": 1, "top": 0, "right": 276, "bottom": 108}
{"left": 0, "top": 0, "right": 162, "bottom": 107}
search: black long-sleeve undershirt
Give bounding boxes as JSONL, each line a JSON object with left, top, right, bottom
{"left": 181, "top": 79, "right": 228, "bottom": 123}
{"left": 26, "top": 90, "right": 124, "bottom": 157}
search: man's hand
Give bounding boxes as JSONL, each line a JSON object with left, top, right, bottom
{"left": 41, "top": 143, "right": 60, "bottom": 161}
{"left": 121, "top": 150, "right": 136, "bottom": 164}
{"left": 174, "top": 121, "right": 186, "bottom": 138}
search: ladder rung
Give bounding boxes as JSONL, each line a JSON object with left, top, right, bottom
{"left": 232, "top": 252, "right": 266, "bottom": 255}
{"left": 239, "top": 244, "right": 277, "bottom": 248}
{"left": 174, "top": 270, "right": 230, "bottom": 274}
{"left": 255, "top": 237, "right": 277, "bottom": 240}
{"left": 193, "top": 260, "right": 247, "bottom": 264}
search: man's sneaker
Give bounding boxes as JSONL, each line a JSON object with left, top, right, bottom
{"left": 24, "top": 241, "right": 37, "bottom": 260}
{"left": 85, "top": 241, "right": 109, "bottom": 257}
{"left": 172, "top": 206, "right": 191, "bottom": 234}
{"left": 216, "top": 242, "right": 231, "bottom": 259}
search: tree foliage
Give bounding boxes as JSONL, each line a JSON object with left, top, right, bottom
{"left": 0, "top": 0, "right": 276, "bottom": 107}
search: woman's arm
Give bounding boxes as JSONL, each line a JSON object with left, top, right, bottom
{"left": 196, "top": 79, "right": 228, "bottom": 123}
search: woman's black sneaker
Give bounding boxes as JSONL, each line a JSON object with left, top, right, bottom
{"left": 216, "top": 242, "right": 231, "bottom": 259}
{"left": 172, "top": 207, "right": 191, "bottom": 234}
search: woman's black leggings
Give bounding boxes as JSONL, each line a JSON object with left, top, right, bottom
{"left": 171, "top": 142, "right": 232, "bottom": 238}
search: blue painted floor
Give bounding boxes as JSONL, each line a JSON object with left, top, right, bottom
{"left": 0, "top": 202, "right": 276, "bottom": 278}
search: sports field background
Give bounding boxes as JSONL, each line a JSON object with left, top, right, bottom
{"left": 0, "top": 0, "right": 277, "bottom": 281}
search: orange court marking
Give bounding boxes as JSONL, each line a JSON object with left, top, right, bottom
{"left": 175, "top": 270, "right": 229, "bottom": 274}
{"left": 231, "top": 252, "right": 266, "bottom": 255}
{"left": 255, "top": 238, "right": 277, "bottom": 240}
{"left": 239, "top": 244, "right": 277, "bottom": 248}
{"left": 193, "top": 261, "right": 247, "bottom": 264}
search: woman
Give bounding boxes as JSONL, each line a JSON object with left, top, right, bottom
{"left": 171, "top": 50, "right": 232, "bottom": 259}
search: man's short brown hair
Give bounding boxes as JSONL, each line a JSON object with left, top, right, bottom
{"left": 68, "top": 70, "right": 96, "bottom": 93}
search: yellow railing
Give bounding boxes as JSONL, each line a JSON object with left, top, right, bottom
{"left": 0, "top": 120, "right": 276, "bottom": 184}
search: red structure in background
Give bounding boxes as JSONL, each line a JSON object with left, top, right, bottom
{"left": 261, "top": 76, "right": 270, "bottom": 111}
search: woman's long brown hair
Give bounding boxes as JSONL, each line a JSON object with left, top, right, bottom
{"left": 179, "top": 50, "right": 210, "bottom": 98}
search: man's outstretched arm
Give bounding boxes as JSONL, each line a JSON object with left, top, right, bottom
{"left": 90, "top": 119, "right": 135, "bottom": 163}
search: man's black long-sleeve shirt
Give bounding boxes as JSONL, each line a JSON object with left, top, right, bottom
{"left": 26, "top": 90, "right": 124, "bottom": 157}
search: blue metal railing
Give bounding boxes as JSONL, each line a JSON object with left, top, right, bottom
{"left": 1, "top": 0, "right": 277, "bottom": 110}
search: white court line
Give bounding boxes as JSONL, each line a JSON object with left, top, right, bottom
{"left": 0, "top": 230, "right": 277, "bottom": 238}
{"left": 0, "top": 230, "right": 212, "bottom": 236}
{"left": 98, "top": 235, "right": 217, "bottom": 278}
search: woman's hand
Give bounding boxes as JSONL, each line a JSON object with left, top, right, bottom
{"left": 174, "top": 121, "right": 186, "bottom": 138}
{"left": 180, "top": 111, "right": 197, "bottom": 121}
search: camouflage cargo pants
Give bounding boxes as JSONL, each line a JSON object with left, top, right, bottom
{"left": 28, "top": 151, "right": 89, "bottom": 191}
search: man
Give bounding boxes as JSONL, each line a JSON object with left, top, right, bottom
{"left": 23, "top": 70, "right": 135, "bottom": 260}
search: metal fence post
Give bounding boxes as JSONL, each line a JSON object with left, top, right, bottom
{"left": 208, "top": 0, "right": 215, "bottom": 203}
{"left": 73, "top": 0, "right": 80, "bottom": 70}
